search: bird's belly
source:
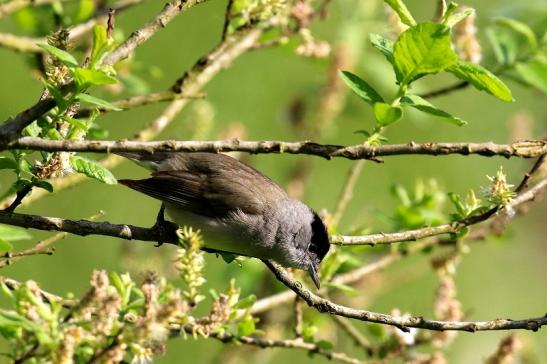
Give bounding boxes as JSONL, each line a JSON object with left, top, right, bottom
{"left": 165, "top": 205, "right": 268, "bottom": 259}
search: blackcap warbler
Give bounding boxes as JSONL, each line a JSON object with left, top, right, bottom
{"left": 118, "top": 152, "right": 330, "bottom": 288}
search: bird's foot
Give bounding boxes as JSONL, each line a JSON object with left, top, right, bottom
{"left": 152, "top": 205, "right": 178, "bottom": 246}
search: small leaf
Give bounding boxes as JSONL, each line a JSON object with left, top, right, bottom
{"left": 23, "top": 121, "right": 42, "bottom": 137}
{"left": 324, "top": 282, "right": 360, "bottom": 297}
{"left": 400, "top": 94, "right": 466, "bottom": 126}
{"left": 394, "top": 23, "right": 457, "bottom": 85}
{"left": 442, "top": 6, "right": 475, "bottom": 28}
{"left": 339, "top": 71, "right": 384, "bottom": 104}
{"left": 76, "top": 93, "right": 121, "bottom": 111}
{"left": 38, "top": 44, "right": 78, "bottom": 67}
{"left": 237, "top": 316, "right": 256, "bottom": 337}
{"left": 0, "top": 224, "right": 31, "bottom": 241}
{"left": 448, "top": 192, "right": 466, "bottom": 216}
{"left": 73, "top": 0, "right": 95, "bottom": 24}
{"left": 72, "top": 68, "right": 117, "bottom": 89}
{"left": 0, "top": 157, "right": 17, "bottom": 170}
{"left": 234, "top": 294, "right": 257, "bottom": 310}
{"left": 487, "top": 27, "right": 518, "bottom": 66}
{"left": 373, "top": 102, "right": 403, "bottom": 126}
{"left": 0, "top": 239, "right": 13, "bottom": 253}
{"left": 515, "top": 57, "right": 547, "bottom": 94}
{"left": 33, "top": 180, "right": 53, "bottom": 193}
{"left": 369, "top": 33, "right": 402, "bottom": 81}
{"left": 448, "top": 61, "right": 513, "bottom": 102}
{"left": 495, "top": 17, "right": 538, "bottom": 51}
{"left": 384, "top": 0, "right": 416, "bottom": 26}
{"left": 316, "top": 340, "right": 334, "bottom": 350}
{"left": 69, "top": 155, "right": 117, "bottom": 184}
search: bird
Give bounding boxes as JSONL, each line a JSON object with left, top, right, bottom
{"left": 117, "top": 152, "right": 330, "bottom": 288}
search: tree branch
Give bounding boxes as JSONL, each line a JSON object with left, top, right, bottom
{"left": 264, "top": 260, "right": 547, "bottom": 332}
{"left": 1, "top": 138, "right": 545, "bottom": 160}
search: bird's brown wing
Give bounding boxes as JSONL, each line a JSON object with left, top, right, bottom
{"left": 119, "top": 153, "right": 288, "bottom": 217}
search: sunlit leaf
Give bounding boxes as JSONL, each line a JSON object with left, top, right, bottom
{"left": 69, "top": 155, "right": 117, "bottom": 184}
{"left": 373, "top": 102, "right": 402, "bottom": 126}
{"left": 394, "top": 23, "right": 457, "bottom": 85}
{"left": 38, "top": 44, "right": 78, "bottom": 67}
{"left": 447, "top": 61, "right": 513, "bottom": 102}
{"left": 400, "top": 94, "right": 466, "bottom": 126}
{"left": 0, "top": 224, "right": 31, "bottom": 241}
{"left": 76, "top": 94, "right": 121, "bottom": 111}
{"left": 339, "top": 71, "right": 384, "bottom": 105}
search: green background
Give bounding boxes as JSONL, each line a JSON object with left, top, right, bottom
{"left": 0, "top": 0, "right": 546, "bottom": 362}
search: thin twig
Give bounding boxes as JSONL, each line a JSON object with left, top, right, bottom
{"left": 332, "top": 160, "right": 365, "bottom": 225}
{"left": 419, "top": 81, "right": 469, "bottom": 99}
{"left": 265, "top": 260, "right": 547, "bottom": 332}
{"left": 332, "top": 316, "right": 373, "bottom": 355}
{"left": 74, "top": 91, "right": 207, "bottom": 118}
{"left": 4, "top": 185, "right": 32, "bottom": 213}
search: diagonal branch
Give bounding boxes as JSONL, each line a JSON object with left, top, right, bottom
{"left": 264, "top": 260, "right": 547, "bottom": 332}
{"left": 1, "top": 138, "right": 545, "bottom": 160}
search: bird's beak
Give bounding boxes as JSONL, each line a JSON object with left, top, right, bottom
{"left": 308, "top": 263, "right": 321, "bottom": 289}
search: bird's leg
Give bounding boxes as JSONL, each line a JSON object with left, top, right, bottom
{"left": 152, "top": 204, "right": 178, "bottom": 246}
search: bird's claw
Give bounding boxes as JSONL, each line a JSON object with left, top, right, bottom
{"left": 151, "top": 204, "right": 178, "bottom": 246}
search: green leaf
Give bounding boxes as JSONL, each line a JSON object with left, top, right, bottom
{"left": 33, "top": 180, "right": 53, "bottom": 193}
{"left": 339, "top": 71, "right": 384, "bottom": 105}
{"left": 373, "top": 102, "right": 402, "bottom": 126}
{"left": 72, "top": 68, "right": 117, "bottom": 89}
{"left": 234, "top": 294, "right": 257, "bottom": 310}
{"left": 441, "top": 6, "right": 475, "bottom": 28}
{"left": 237, "top": 316, "right": 256, "bottom": 337}
{"left": 69, "top": 155, "right": 117, "bottom": 184}
{"left": 324, "top": 282, "right": 360, "bottom": 297}
{"left": 384, "top": 0, "right": 416, "bottom": 26}
{"left": 515, "top": 57, "right": 547, "bottom": 94}
{"left": 73, "top": 0, "right": 95, "bottom": 24}
{"left": 487, "top": 27, "right": 518, "bottom": 66}
{"left": 447, "top": 61, "right": 513, "bottom": 102}
{"left": 0, "top": 157, "right": 17, "bottom": 170}
{"left": 369, "top": 33, "right": 403, "bottom": 81}
{"left": 495, "top": 17, "right": 538, "bottom": 52}
{"left": 90, "top": 25, "right": 110, "bottom": 66}
{"left": 23, "top": 121, "right": 42, "bottom": 137}
{"left": 0, "top": 224, "right": 31, "bottom": 241}
{"left": 316, "top": 340, "right": 334, "bottom": 350}
{"left": 0, "top": 239, "right": 13, "bottom": 253}
{"left": 448, "top": 192, "right": 466, "bottom": 216}
{"left": 38, "top": 44, "right": 78, "bottom": 67}
{"left": 394, "top": 23, "right": 457, "bottom": 85}
{"left": 399, "top": 94, "right": 466, "bottom": 126}
{"left": 76, "top": 93, "right": 121, "bottom": 111}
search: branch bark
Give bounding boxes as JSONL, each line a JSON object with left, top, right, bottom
{"left": 1, "top": 138, "right": 545, "bottom": 160}
{"left": 264, "top": 261, "right": 547, "bottom": 332}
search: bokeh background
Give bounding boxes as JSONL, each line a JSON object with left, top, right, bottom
{"left": 0, "top": 0, "right": 546, "bottom": 362}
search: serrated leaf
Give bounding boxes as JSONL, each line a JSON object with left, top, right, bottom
{"left": 394, "top": 23, "right": 457, "bottom": 85}
{"left": 515, "top": 57, "right": 547, "bottom": 94}
{"left": 448, "top": 61, "right": 513, "bottom": 102}
{"left": 0, "top": 239, "right": 13, "bottom": 253}
{"left": 384, "top": 0, "right": 416, "bottom": 26}
{"left": 0, "top": 157, "right": 17, "bottom": 170}
{"left": 339, "top": 71, "right": 384, "bottom": 105}
{"left": 76, "top": 93, "right": 121, "bottom": 111}
{"left": 38, "top": 44, "right": 78, "bottom": 67}
{"left": 69, "top": 155, "right": 117, "bottom": 184}
{"left": 0, "top": 224, "right": 31, "bottom": 241}
{"left": 373, "top": 102, "right": 402, "bottom": 126}
{"left": 495, "top": 17, "right": 538, "bottom": 51}
{"left": 400, "top": 94, "right": 466, "bottom": 126}
{"left": 73, "top": 68, "right": 117, "bottom": 89}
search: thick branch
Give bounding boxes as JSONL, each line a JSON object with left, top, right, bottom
{"left": 1, "top": 138, "right": 545, "bottom": 160}
{"left": 264, "top": 261, "right": 547, "bottom": 332}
